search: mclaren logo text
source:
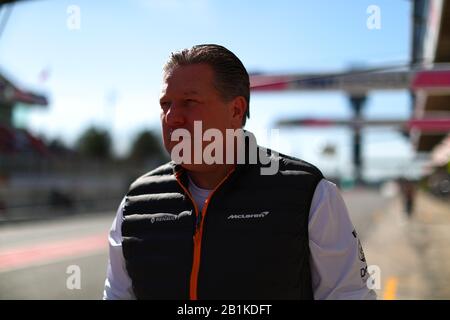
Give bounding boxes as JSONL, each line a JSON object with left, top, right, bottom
{"left": 227, "top": 211, "right": 270, "bottom": 220}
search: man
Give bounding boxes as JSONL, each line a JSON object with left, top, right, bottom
{"left": 103, "top": 44, "right": 377, "bottom": 300}
{"left": 398, "top": 177, "right": 416, "bottom": 218}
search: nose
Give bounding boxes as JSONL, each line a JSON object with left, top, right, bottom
{"left": 164, "top": 103, "right": 185, "bottom": 127}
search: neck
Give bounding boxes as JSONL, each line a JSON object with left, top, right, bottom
{"left": 186, "top": 164, "right": 235, "bottom": 190}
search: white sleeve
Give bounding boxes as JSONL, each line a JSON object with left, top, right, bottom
{"left": 308, "top": 179, "right": 377, "bottom": 300}
{"left": 103, "top": 198, "right": 136, "bottom": 300}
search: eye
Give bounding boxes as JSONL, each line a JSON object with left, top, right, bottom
{"left": 160, "top": 101, "right": 171, "bottom": 110}
{"left": 185, "top": 99, "right": 199, "bottom": 106}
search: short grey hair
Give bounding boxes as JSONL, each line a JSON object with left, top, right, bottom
{"left": 163, "top": 44, "right": 250, "bottom": 126}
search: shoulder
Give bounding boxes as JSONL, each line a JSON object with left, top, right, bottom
{"left": 248, "top": 146, "right": 324, "bottom": 198}
{"left": 127, "top": 161, "right": 176, "bottom": 196}
{"left": 135, "top": 161, "right": 175, "bottom": 180}
{"left": 260, "top": 146, "right": 324, "bottom": 178}
{"left": 279, "top": 152, "right": 323, "bottom": 178}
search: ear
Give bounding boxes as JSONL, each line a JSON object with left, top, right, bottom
{"left": 229, "top": 96, "right": 247, "bottom": 129}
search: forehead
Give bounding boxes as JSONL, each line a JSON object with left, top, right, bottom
{"left": 161, "top": 64, "right": 216, "bottom": 96}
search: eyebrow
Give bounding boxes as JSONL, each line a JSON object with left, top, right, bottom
{"left": 159, "top": 90, "right": 201, "bottom": 101}
{"left": 183, "top": 90, "right": 200, "bottom": 96}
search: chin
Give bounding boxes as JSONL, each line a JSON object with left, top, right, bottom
{"left": 179, "top": 163, "right": 216, "bottom": 173}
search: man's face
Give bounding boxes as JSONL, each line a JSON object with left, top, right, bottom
{"left": 159, "top": 63, "right": 241, "bottom": 169}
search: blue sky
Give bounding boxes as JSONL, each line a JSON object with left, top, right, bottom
{"left": 0, "top": 0, "right": 415, "bottom": 179}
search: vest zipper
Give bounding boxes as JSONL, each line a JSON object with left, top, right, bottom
{"left": 174, "top": 168, "right": 235, "bottom": 300}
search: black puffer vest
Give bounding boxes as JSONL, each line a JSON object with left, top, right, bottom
{"left": 122, "top": 147, "right": 323, "bottom": 300}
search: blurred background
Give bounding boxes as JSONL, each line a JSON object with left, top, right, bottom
{"left": 0, "top": 0, "right": 449, "bottom": 300}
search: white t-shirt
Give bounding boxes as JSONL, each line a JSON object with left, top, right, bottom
{"left": 103, "top": 178, "right": 377, "bottom": 300}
